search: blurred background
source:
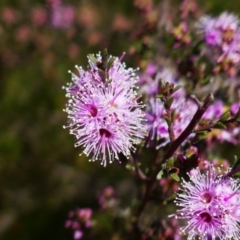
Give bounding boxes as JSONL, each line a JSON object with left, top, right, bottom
{"left": 1, "top": 0, "right": 240, "bottom": 239}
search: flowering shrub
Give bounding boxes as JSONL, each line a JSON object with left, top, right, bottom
{"left": 62, "top": 1, "right": 240, "bottom": 239}
{"left": 2, "top": 0, "right": 240, "bottom": 240}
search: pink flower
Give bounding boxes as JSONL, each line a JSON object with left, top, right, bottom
{"left": 174, "top": 166, "right": 240, "bottom": 239}
{"left": 63, "top": 53, "right": 146, "bottom": 166}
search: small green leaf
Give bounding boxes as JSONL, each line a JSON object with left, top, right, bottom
{"left": 167, "top": 157, "right": 174, "bottom": 167}
{"left": 88, "top": 54, "right": 97, "bottom": 64}
{"left": 170, "top": 173, "right": 180, "bottom": 182}
{"left": 160, "top": 79, "right": 166, "bottom": 87}
{"left": 136, "top": 162, "right": 141, "bottom": 167}
{"left": 219, "top": 111, "right": 230, "bottom": 122}
{"left": 214, "top": 122, "right": 226, "bottom": 129}
{"left": 200, "top": 77, "right": 210, "bottom": 84}
{"left": 166, "top": 96, "right": 174, "bottom": 108}
{"left": 107, "top": 57, "right": 115, "bottom": 69}
{"left": 171, "top": 110, "right": 175, "bottom": 121}
{"left": 173, "top": 85, "right": 182, "bottom": 93}
{"left": 126, "top": 164, "right": 133, "bottom": 170}
{"left": 157, "top": 170, "right": 164, "bottom": 180}
{"left": 234, "top": 172, "right": 240, "bottom": 177}
{"left": 234, "top": 155, "right": 238, "bottom": 164}
{"left": 156, "top": 94, "right": 165, "bottom": 99}
{"left": 198, "top": 132, "right": 208, "bottom": 140}
{"left": 164, "top": 116, "right": 171, "bottom": 127}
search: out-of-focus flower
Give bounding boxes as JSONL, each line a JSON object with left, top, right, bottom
{"left": 68, "top": 44, "right": 80, "bottom": 60}
{"left": 201, "top": 100, "right": 240, "bottom": 144}
{"left": 174, "top": 165, "right": 240, "bottom": 239}
{"left": 47, "top": 0, "right": 61, "bottom": 8}
{"left": 50, "top": 3, "right": 75, "bottom": 29}
{"left": 172, "top": 22, "right": 191, "bottom": 47}
{"left": 202, "top": 100, "right": 224, "bottom": 119}
{"left": 77, "top": 5, "right": 99, "bottom": 28}
{"left": 171, "top": 99, "right": 197, "bottom": 139}
{"left": 112, "top": 14, "right": 133, "bottom": 32}
{"left": 146, "top": 98, "right": 168, "bottom": 145}
{"left": 87, "top": 31, "right": 103, "bottom": 46}
{"left": 31, "top": 8, "right": 47, "bottom": 26}
{"left": 134, "top": 0, "right": 153, "bottom": 13}
{"left": 1, "top": 7, "right": 17, "bottom": 25}
{"left": 145, "top": 97, "right": 197, "bottom": 148}
{"left": 65, "top": 208, "right": 93, "bottom": 240}
{"left": 63, "top": 53, "right": 147, "bottom": 166}
{"left": 231, "top": 102, "right": 240, "bottom": 115}
{"left": 197, "top": 12, "right": 240, "bottom": 76}
{"left": 140, "top": 67, "right": 193, "bottom": 148}
{"left": 139, "top": 67, "right": 185, "bottom": 99}
{"left": 98, "top": 186, "right": 116, "bottom": 210}
{"left": 15, "top": 26, "right": 30, "bottom": 43}
{"left": 180, "top": 0, "right": 198, "bottom": 20}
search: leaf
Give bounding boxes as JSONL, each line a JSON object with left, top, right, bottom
{"left": 126, "top": 164, "right": 133, "bottom": 170}
{"left": 157, "top": 170, "right": 164, "bottom": 180}
{"left": 219, "top": 111, "right": 230, "bottom": 122}
{"left": 88, "top": 54, "right": 97, "bottom": 64}
{"left": 167, "top": 157, "right": 174, "bottom": 167}
{"left": 198, "top": 132, "right": 208, "bottom": 140}
{"left": 107, "top": 57, "right": 115, "bottom": 69}
{"left": 234, "top": 155, "right": 239, "bottom": 164}
{"left": 173, "top": 85, "right": 182, "bottom": 93}
{"left": 170, "top": 173, "right": 180, "bottom": 182}
{"left": 214, "top": 122, "right": 226, "bottom": 129}
{"left": 156, "top": 94, "right": 165, "bottom": 99}
{"left": 171, "top": 110, "right": 175, "bottom": 121}
{"left": 164, "top": 116, "right": 171, "bottom": 127}
{"left": 166, "top": 96, "right": 174, "bottom": 108}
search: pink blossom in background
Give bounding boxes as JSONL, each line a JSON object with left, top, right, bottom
{"left": 98, "top": 186, "right": 116, "bottom": 210}
{"left": 15, "top": 26, "right": 30, "bottom": 43}
{"left": 1, "top": 7, "right": 17, "bottom": 25}
{"left": 65, "top": 208, "right": 93, "bottom": 240}
{"left": 50, "top": 3, "right": 75, "bottom": 29}
{"left": 139, "top": 67, "right": 185, "bottom": 99}
{"left": 197, "top": 12, "right": 240, "bottom": 76}
{"left": 31, "top": 8, "right": 47, "bottom": 26}
{"left": 47, "top": 0, "right": 61, "bottom": 8}
{"left": 202, "top": 100, "right": 224, "bottom": 119}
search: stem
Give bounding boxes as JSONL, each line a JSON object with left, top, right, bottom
{"left": 166, "top": 109, "right": 176, "bottom": 142}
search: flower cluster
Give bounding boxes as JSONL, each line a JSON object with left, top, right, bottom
{"left": 65, "top": 208, "right": 93, "bottom": 240}
{"left": 174, "top": 166, "right": 240, "bottom": 239}
{"left": 140, "top": 66, "right": 197, "bottom": 148}
{"left": 63, "top": 53, "right": 146, "bottom": 166}
{"left": 197, "top": 12, "right": 240, "bottom": 76}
